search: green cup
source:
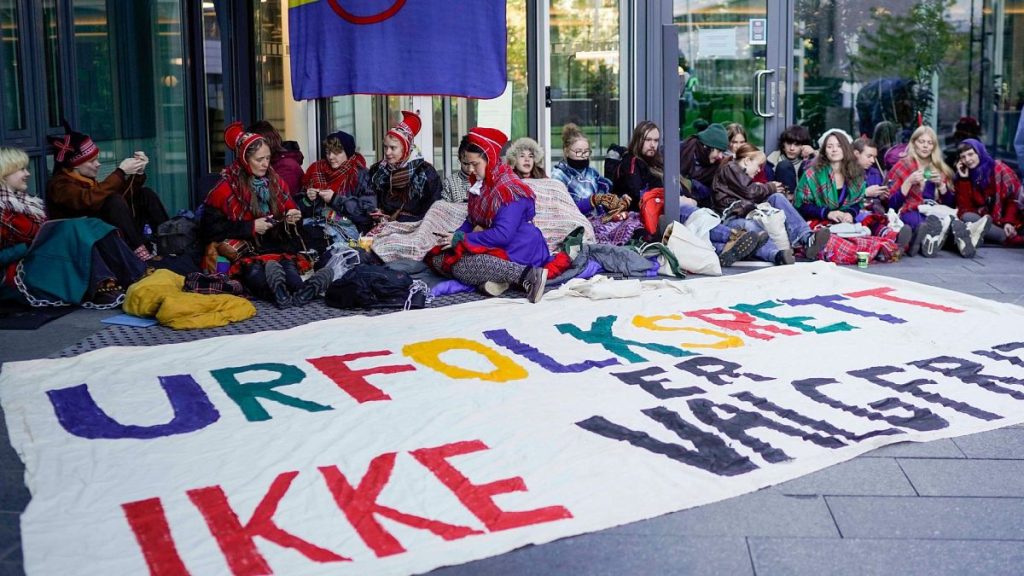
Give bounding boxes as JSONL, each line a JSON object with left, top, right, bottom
{"left": 856, "top": 251, "right": 870, "bottom": 268}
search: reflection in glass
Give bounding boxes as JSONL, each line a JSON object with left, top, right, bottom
{"left": 203, "top": 1, "right": 229, "bottom": 171}
{"left": 254, "top": 0, "right": 286, "bottom": 138}
{"left": 674, "top": 0, "right": 767, "bottom": 146}
{"left": 550, "top": 0, "right": 620, "bottom": 164}
{"left": 0, "top": 0, "right": 27, "bottom": 130}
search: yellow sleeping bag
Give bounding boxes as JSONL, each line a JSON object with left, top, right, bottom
{"left": 124, "top": 269, "right": 256, "bottom": 330}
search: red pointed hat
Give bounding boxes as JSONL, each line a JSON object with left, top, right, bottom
{"left": 224, "top": 121, "right": 265, "bottom": 172}
{"left": 467, "top": 127, "right": 508, "bottom": 164}
{"left": 48, "top": 119, "right": 99, "bottom": 169}
{"left": 386, "top": 111, "right": 422, "bottom": 160}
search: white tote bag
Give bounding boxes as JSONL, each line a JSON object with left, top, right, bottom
{"left": 748, "top": 203, "right": 791, "bottom": 250}
{"left": 663, "top": 221, "right": 722, "bottom": 276}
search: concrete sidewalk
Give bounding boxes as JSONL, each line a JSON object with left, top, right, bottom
{"left": 1, "top": 248, "right": 1022, "bottom": 576}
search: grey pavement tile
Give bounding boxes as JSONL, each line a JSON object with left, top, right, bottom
{"left": 771, "top": 457, "right": 916, "bottom": 497}
{"left": 899, "top": 459, "right": 1024, "bottom": 497}
{"left": 860, "top": 439, "right": 965, "bottom": 459}
{"left": 429, "top": 534, "right": 753, "bottom": 576}
{"left": 749, "top": 537, "right": 1024, "bottom": 576}
{"left": 600, "top": 491, "right": 839, "bottom": 538}
{"left": 827, "top": 496, "right": 1024, "bottom": 540}
{"left": 953, "top": 428, "right": 1024, "bottom": 459}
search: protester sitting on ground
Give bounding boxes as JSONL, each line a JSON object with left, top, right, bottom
{"left": 872, "top": 120, "right": 901, "bottom": 166}
{"left": 201, "top": 121, "right": 331, "bottom": 307}
{"left": 766, "top": 124, "right": 816, "bottom": 196}
{"left": 726, "top": 123, "right": 747, "bottom": 156}
{"left": 427, "top": 127, "right": 562, "bottom": 303}
{"left": 506, "top": 137, "right": 547, "bottom": 179}
{"left": 852, "top": 137, "right": 890, "bottom": 216}
{"left": 442, "top": 137, "right": 474, "bottom": 203}
{"left": 794, "top": 130, "right": 910, "bottom": 264}
{"left": 712, "top": 144, "right": 830, "bottom": 265}
{"left": 552, "top": 123, "right": 643, "bottom": 245}
{"left": 299, "top": 130, "right": 375, "bottom": 249}
{"left": 954, "top": 139, "right": 1019, "bottom": 246}
{"left": 680, "top": 123, "right": 729, "bottom": 206}
{"left": 368, "top": 111, "right": 442, "bottom": 225}
{"left": 248, "top": 120, "right": 304, "bottom": 198}
{"left": 943, "top": 116, "right": 982, "bottom": 170}
{"left": 45, "top": 121, "right": 168, "bottom": 261}
{"left": 887, "top": 125, "right": 980, "bottom": 258}
{"left": 611, "top": 120, "right": 664, "bottom": 209}
{"left": 1, "top": 146, "right": 143, "bottom": 306}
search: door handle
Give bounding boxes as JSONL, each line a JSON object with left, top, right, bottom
{"left": 753, "top": 69, "right": 776, "bottom": 118}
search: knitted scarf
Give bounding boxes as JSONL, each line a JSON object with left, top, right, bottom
{"left": 303, "top": 154, "right": 367, "bottom": 195}
{"left": 795, "top": 164, "right": 865, "bottom": 212}
{"left": 0, "top": 182, "right": 46, "bottom": 225}
{"left": 467, "top": 162, "right": 534, "bottom": 228}
{"left": 212, "top": 162, "right": 288, "bottom": 221}
{"left": 370, "top": 148, "right": 427, "bottom": 205}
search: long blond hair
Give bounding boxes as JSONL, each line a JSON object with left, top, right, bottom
{"left": 907, "top": 126, "right": 953, "bottom": 181}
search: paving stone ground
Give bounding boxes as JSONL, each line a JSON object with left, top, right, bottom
{"left": 1, "top": 247, "right": 1021, "bottom": 575}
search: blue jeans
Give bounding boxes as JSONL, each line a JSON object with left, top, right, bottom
{"left": 679, "top": 204, "right": 733, "bottom": 254}
{"left": 765, "top": 192, "right": 812, "bottom": 245}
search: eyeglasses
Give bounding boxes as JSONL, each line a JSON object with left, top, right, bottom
{"left": 569, "top": 148, "right": 592, "bottom": 157}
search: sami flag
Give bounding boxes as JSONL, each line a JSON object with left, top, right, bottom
{"left": 288, "top": 0, "right": 508, "bottom": 100}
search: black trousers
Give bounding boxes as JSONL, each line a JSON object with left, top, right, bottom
{"left": 97, "top": 187, "right": 168, "bottom": 249}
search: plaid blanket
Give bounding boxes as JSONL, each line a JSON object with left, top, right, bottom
{"left": 370, "top": 178, "right": 594, "bottom": 263}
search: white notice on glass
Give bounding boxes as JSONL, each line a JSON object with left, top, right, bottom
{"left": 477, "top": 81, "right": 514, "bottom": 138}
{"left": 698, "top": 28, "right": 738, "bottom": 58}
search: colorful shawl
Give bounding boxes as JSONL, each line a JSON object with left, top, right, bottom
{"left": 887, "top": 156, "right": 952, "bottom": 213}
{"left": 209, "top": 163, "right": 291, "bottom": 221}
{"left": 302, "top": 154, "right": 367, "bottom": 195}
{"left": 0, "top": 182, "right": 46, "bottom": 226}
{"left": 795, "top": 165, "right": 865, "bottom": 212}
{"left": 370, "top": 148, "right": 432, "bottom": 206}
{"left": 467, "top": 163, "right": 535, "bottom": 228}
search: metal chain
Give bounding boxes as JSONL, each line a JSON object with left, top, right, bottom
{"left": 14, "top": 261, "right": 125, "bottom": 311}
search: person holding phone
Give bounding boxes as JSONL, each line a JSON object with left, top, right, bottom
{"left": 954, "top": 139, "right": 1020, "bottom": 246}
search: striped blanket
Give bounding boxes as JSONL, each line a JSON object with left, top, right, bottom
{"left": 370, "top": 178, "right": 594, "bottom": 263}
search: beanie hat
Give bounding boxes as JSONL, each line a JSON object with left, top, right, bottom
{"left": 817, "top": 128, "right": 853, "bottom": 149}
{"left": 48, "top": 120, "right": 99, "bottom": 169}
{"left": 386, "top": 111, "right": 422, "bottom": 161}
{"left": 224, "top": 121, "right": 265, "bottom": 173}
{"left": 697, "top": 123, "right": 729, "bottom": 151}
{"left": 467, "top": 127, "right": 508, "bottom": 165}
{"left": 327, "top": 131, "right": 356, "bottom": 157}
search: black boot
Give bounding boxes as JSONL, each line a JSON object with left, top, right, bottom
{"left": 265, "top": 260, "right": 293, "bottom": 308}
{"left": 292, "top": 267, "right": 334, "bottom": 306}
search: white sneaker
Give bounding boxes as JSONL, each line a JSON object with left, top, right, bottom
{"left": 919, "top": 215, "right": 944, "bottom": 258}
{"left": 950, "top": 219, "right": 975, "bottom": 258}
{"left": 965, "top": 215, "right": 991, "bottom": 249}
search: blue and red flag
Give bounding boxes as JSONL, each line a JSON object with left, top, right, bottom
{"left": 288, "top": 0, "right": 508, "bottom": 100}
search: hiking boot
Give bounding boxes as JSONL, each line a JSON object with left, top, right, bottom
{"left": 479, "top": 281, "right": 510, "bottom": 297}
{"left": 966, "top": 215, "right": 991, "bottom": 249}
{"left": 264, "top": 260, "right": 293, "bottom": 308}
{"left": 774, "top": 248, "right": 796, "bottom": 265}
{"left": 804, "top": 227, "right": 831, "bottom": 261}
{"left": 918, "top": 215, "right": 944, "bottom": 258}
{"left": 718, "top": 229, "right": 759, "bottom": 267}
{"left": 521, "top": 267, "right": 548, "bottom": 303}
{"left": 292, "top": 267, "right": 334, "bottom": 306}
{"left": 896, "top": 225, "right": 913, "bottom": 255}
{"left": 950, "top": 219, "right": 975, "bottom": 258}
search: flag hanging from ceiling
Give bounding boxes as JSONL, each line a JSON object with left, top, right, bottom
{"left": 288, "top": 0, "right": 508, "bottom": 100}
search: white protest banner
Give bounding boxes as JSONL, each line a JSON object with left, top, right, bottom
{"left": 3, "top": 262, "right": 1024, "bottom": 575}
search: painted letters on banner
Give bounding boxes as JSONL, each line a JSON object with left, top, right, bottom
{"left": 4, "top": 262, "right": 1024, "bottom": 575}
{"left": 288, "top": 0, "right": 507, "bottom": 100}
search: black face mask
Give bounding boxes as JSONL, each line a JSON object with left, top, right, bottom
{"left": 566, "top": 157, "right": 590, "bottom": 170}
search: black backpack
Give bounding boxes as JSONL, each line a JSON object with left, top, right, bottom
{"left": 155, "top": 216, "right": 198, "bottom": 256}
{"left": 603, "top": 143, "right": 628, "bottom": 180}
{"left": 324, "top": 265, "right": 427, "bottom": 310}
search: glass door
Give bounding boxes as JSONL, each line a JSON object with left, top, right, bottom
{"left": 673, "top": 0, "right": 772, "bottom": 148}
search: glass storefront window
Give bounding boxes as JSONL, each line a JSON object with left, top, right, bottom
{"left": 72, "top": 0, "right": 189, "bottom": 213}
{"left": 674, "top": 0, "right": 768, "bottom": 147}
{"left": 0, "top": 0, "right": 27, "bottom": 131}
{"left": 324, "top": 95, "right": 377, "bottom": 166}
{"left": 549, "top": 0, "right": 620, "bottom": 165}
{"left": 202, "top": 1, "right": 229, "bottom": 172}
